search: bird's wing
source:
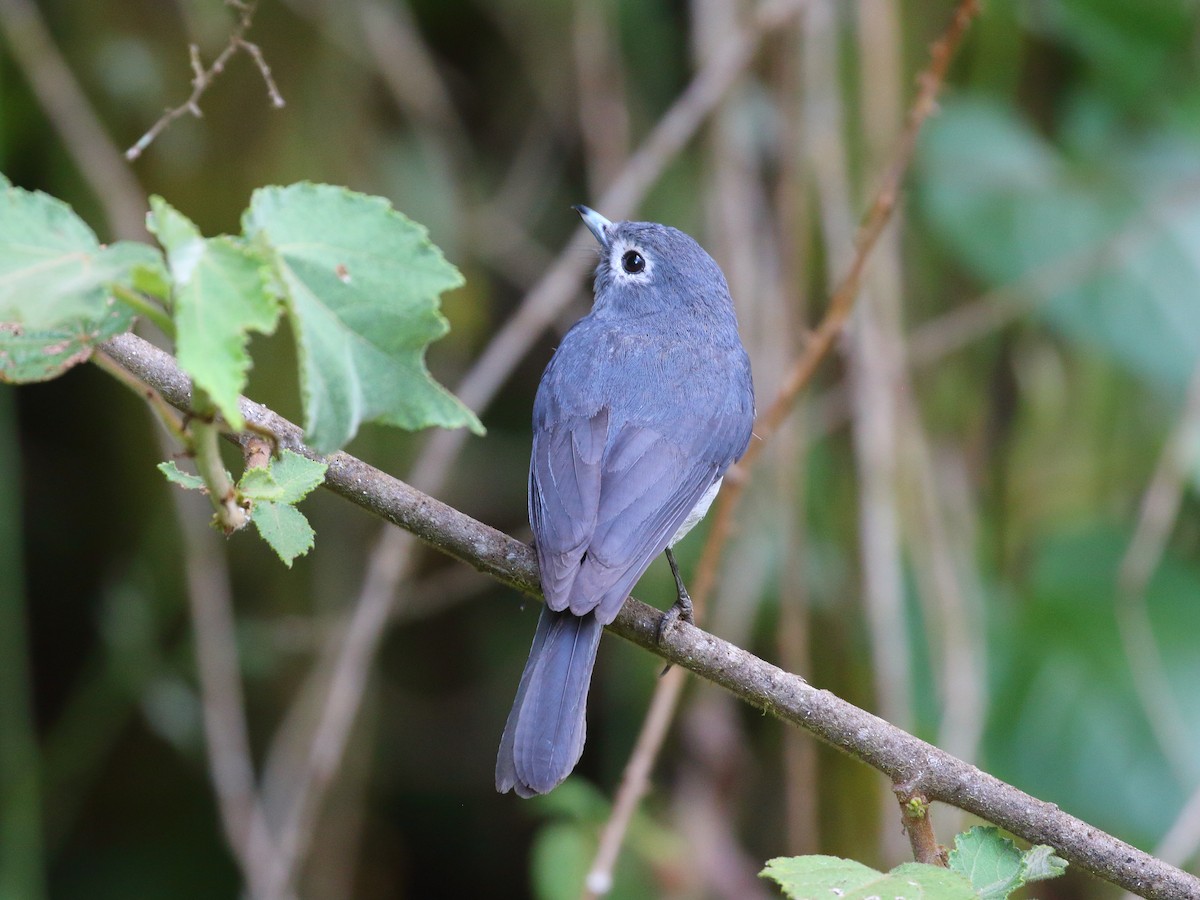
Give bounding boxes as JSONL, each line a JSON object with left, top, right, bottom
{"left": 530, "top": 406, "right": 748, "bottom": 625}
{"left": 528, "top": 406, "right": 610, "bottom": 608}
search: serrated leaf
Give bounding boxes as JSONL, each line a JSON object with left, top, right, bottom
{"left": 0, "top": 306, "right": 132, "bottom": 384}
{"left": 1021, "top": 844, "right": 1068, "bottom": 883}
{"left": 1, "top": 185, "right": 110, "bottom": 329}
{"left": 947, "top": 826, "right": 1024, "bottom": 900}
{"left": 265, "top": 450, "right": 326, "bottom": 503}
{"left": 0, "top": 187, "right": 161, "bottom": 327}
{"left": 157, "top": 461, "right": 206, "bottom": 491}
{"left": 237, "top": 466, "right": 282, "bottom": 501}
{"left": 242, "top": 182, "right": 482, "bottom": 452}
{"left": 252, "top": 500, "right": 315, "bottom": 567}
{"left": 148, "top": 196, "right": 280, "bottom": 431}
{"left": 761, "top": 855, "right": 977, "bottom": 900}
{"left": 0, "top": 187, "right": 165, "bottom": 382}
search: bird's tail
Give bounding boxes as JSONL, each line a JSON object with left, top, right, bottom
{"left": 496, "top": 606, "right": 604, "bottom": 797}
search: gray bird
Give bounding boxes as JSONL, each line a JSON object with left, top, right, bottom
{"left": 495, "top": 206, "right": 755, "bottom": 797}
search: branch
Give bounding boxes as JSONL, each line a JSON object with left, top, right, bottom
{"left": 125, "top": 0, "right": 284, "bottom": 162}
{"left": 98, "top": 331, "right": 1200, "bottom": 900}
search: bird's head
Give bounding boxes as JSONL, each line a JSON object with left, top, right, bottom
{"left": 574, "top": 205, "right": 733, "bottom": 319}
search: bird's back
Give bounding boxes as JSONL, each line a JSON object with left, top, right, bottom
{"left": 529, "top": 310, "right": 753, "bottom": 624}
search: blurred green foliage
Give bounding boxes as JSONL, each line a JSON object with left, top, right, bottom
{"left": 3, "top": 0, "right": 1200, "bottom": 897}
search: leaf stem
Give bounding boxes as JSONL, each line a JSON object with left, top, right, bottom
{"left": 91, "top": 349, "right": 189, "bottom": 446}
{"left": 191, "top": 391, "right": 248, "bottom": 533}
{"left": 110, "top": 283, "right": 175, "bottom": 338}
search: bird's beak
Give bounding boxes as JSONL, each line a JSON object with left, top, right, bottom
{"left": 573, "top": 205, "right": 611, "bottom": 248}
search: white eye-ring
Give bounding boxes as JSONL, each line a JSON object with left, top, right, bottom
{"left": 611, "top": 241, "right": 652, "bottom": 282}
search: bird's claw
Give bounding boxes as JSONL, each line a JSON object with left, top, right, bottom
{"left": 656, "top": 590, "right": 694, "bottom": 675}
{"left": 656, "top": 591, "right": 694, "bottom": 643}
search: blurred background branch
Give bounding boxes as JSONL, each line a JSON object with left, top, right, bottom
{"left": 6, "top": 0, "right": 1200, "bottom": 896}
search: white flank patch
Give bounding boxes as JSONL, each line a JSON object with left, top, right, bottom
{"left": 669, "top": 477, "right": 722, "bottom": 547}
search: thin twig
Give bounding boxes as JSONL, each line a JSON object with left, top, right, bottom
{"left": 807, "top": 0, "right": 914, "bottom": 768}
{"left": 237, "top": 38, "right": 285, "bottom": 108}
{"left": 900, "top": 407, "right": 988, "bottom": 782}
{"left": 126, "top": 1, "right": 283, "bottom": 161}
{"left": 96, "top": 338, "right": 279, "bottom": 892}
{"left": 633, "top": 0, "right": 784, "bottom": 892}
{"left": 91, "top": 349, "right": 189, "bottom": 446}
{"left": 98, "top": 331, "right": 1200, "bottom": 900}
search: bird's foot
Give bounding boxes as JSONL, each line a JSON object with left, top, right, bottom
{"left": 656, "top": 590, "right": 694, "bottom": 643}
{"left": 656, "top": 590, "right": 694, "bottom": 675}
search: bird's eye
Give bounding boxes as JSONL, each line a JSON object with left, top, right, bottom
{"left": 621, "top": 250, "right": 646, "bottom": 274}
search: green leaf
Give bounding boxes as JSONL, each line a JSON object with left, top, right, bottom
{"left": 238, "top": 451, "right": 325, "bottom": 504}
{"left": 252, "top": 500, "right": 315, "bottom": 567}
{"left": 263, "top": 450, "right": 326, "bottom": 503}
{"left": 243, "top": 182, "right": 482, "bottom": 452}
{"left": 1021, "top": 844, "right": 1068, "bottom": 883}
{"left": 157, "top": 461, "right": 206, "bottom": 491}
{"left": 148, "top": 196, "right": 280, "bottom": 430}
{"left": 0, "top": 186, "right": 164, "bottom": 382}
{"left": 760, "top": 856, "right": 977, "bottom": 900}
{"left": 0, "top": 185, "right": 108, "bottom": 329}
{"left": 238, "top": 452, "right": 325, "bottom": 564}
{"left": 236, "top": 467, "right": 282, "bottom": 501}
{"left": 0, "top": 310, "right": 129, "bottom": 384}
{"left": 947, "top": 827, "right": 1024, "bottom": 899}
{"left": 947, "top": 827, "right": 1067, "bottom": 899}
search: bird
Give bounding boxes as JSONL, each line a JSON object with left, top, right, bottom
{"left": 495, "top": 206, "right": 755, "bottom": 797}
